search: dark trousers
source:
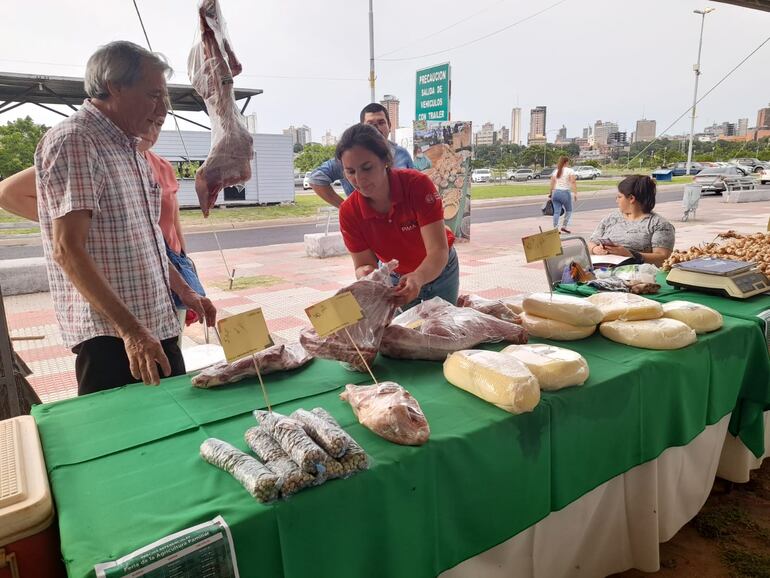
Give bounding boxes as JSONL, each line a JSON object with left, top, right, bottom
{"left": 73, "top": 335, "right": 185, "bottom": 396}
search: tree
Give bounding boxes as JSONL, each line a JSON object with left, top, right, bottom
{"left": 294, "top": 143, "right": 336, "bottom": 173}
{"left": 0, "top": 117, "right": 48, "bottom": 178}
{"left": 293, "top": 142, "right": 304, "bottom": 153}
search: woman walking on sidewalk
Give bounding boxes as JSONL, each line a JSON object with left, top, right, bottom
{"left": 549, "top": 156, "right": 577, "bottom": 233}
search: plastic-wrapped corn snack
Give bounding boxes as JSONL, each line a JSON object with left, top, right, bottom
{"left": 244, "top": 427, "right": 315, "bottom": 496}
{"left": 253, "top": 410, "right": 327, "bottom": 475}
{"left": 290, "top": 409, "right": 350, "bottom": 458}
{"left": 311, "top": 408, "right": 370, "bottom": 476}
{"left": 199, "top": 438, "right": 279, "bottom": 503}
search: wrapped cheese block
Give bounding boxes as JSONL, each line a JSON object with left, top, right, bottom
{"left": 599, "top": 318, "right": 696, "bottom": 350}
{"left": 501, "top": 344, "right": 589, "bottom": 390}
{"left": 520, "top": 312, "right": 596, "bottom": 341}
{"left": 443, "top": 350, "right": 540, "bottom": 414}
{"left": 504, "top": 295, "right": 525, "bottom": 315}
{"left": 522, "top": 293, "right": 603, "bottom": 327}
{"left": 662, "top": 301, "right": 723, "bottom": 334}
{"left": 586, "top": 292, "right": 663, "bottom": 322}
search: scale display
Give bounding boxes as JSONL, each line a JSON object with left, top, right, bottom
{"left": 675, "top": 258, "right": 753, "bottom": 276}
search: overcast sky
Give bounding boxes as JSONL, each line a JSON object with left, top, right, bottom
{"left": 1, "top": 0, "right": 768, "bottom": 142}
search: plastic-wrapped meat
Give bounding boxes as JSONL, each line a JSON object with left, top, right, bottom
{"left": 188, "top": 0, "right": 253, "bottom": 216}
{"left": 380, "top": 297, "right": 528, "bottom": 361}
{"left": 254, "top": 410, "right": 328, "bottom": 475}
{"left": 244, "top": 427, "right": 315, "bottom": 496}
{"left": 300, "top": 260, "right": 399, "bottom": 372}
{"left": 341, "top": 382, "right": 430, "bottom": 446}
{"left": 191, "top": 343, "right": 313, "bottom": 388}
{"left": 457, "top": 294, "right": 521, "bottom": 323}
{"left": 200, "top": 438, "right": 279, "bottom": 502}
{"left": 310, "top": 408, "right": 369, "bottom": 475}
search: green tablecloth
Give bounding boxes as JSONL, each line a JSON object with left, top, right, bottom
{"left": 33, "top": 315, "right": 770, "bottom": 578}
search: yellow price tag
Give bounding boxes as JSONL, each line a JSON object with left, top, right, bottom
{"left": 305, "top": 291, "right": 364, "bottom": 338}
{"left": 217, "top": 308, "right": 274, "bottom": 363}
{"left": 522, "top": 229, "right": 563, "bottom": 263}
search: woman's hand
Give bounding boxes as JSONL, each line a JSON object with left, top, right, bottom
{"left": 591, "top": 245, "right": 609, "bottom": 255}
{"left": 604, "top": 244, "right": 632, "bottom": 257}
{"left": 392, "top": 272, "right": 424, "bottom": 306}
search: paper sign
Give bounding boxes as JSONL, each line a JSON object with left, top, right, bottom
{"left": 305, "top": 291, "right": 364, "bottom": 338}
{"left": 522, "top": 229, "right": 563, "bottom": 263}
{"left": 217, "top": 308, "right": 274, "bottom": 362}
{"left": 95, "top": 515, "right": 239, "bottom": 578}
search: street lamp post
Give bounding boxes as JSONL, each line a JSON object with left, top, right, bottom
{"left": 368, "top": 0, "right": 376, "bottom": 103}
{"left": 686, "top": 7, "right": 715, "bottom": 176}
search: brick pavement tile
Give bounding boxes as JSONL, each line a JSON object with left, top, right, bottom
{"left": 6, "top": 309, "right": 58, "bottom": 330}
{"left": 12, "top": 344, "right": 72, "bottom": 364}
{"left": 266, "top": 316, "right": 306, "bottom": 331}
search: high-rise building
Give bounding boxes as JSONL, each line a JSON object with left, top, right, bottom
{"left": 510, "top": 107, "right": 522, "bottom": 145}
{"left": 557, "top": 125, "right": 567, "bottom": 141}
{"left": 582, "top": 126, "right": 591, "bottom": 139}
{"left": 594, "top": 120, "right": 618, "bottom": 146}
{"left": 474, "top": 122, "right": 496, "bottom": 146}
{"left": 608, "top": 132, "right": 628, "bottom": 145}
{"left": 757, "top": 103, "right": 770, "bottom": 129}
{"left": 499, "top": 126, "right": 510, "bottom": 144}
{"left": 634, "top": 119, "right": 656, "bottom": 143}
{"left": 282, "top": 125, "right": 312, "bottom": 146}
{"left": 321, "top": 130, "right": 337, "bottom": 147}
{"left": 528, "top": 106, "right": 547, "bottom": 143}
{"left": 380, "top": 94, "right": 400, "bottom": 140}
{"left": 245, "top": 113, "right": 258, "bottom": 134}
{"left": 737, "top": 118, "right": 749, "bottom": 136}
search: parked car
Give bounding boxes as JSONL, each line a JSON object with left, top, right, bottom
{"left": 669, "top": 162, "right": 704, "bottom": 176}
{"left": 294, "top": 172, "right": 304, "bottom": 188}
{"left": 534, "top": 167, "right": 555, "bottom": 179}
{"left": 471, "top": 168, "right": 492, "bottom": 183}
{"left": 573, "top": 166, "right": 598, "bottom": 180}
{"left": 759, "top": 167, "right": 770, "bottom": 185}
{"left": 508, "top": 168, "right": 535, "bottom": 181}
{"left": 728, "top": 158, "right": 766, "bottom": 172}
{"left": 302, "top": 171, "right": 312, "bottom": 190}
{"left": 693, "top": 166, "right": 750, "bottom": 194}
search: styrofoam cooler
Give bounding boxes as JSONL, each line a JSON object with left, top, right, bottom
{"left": 0, "top": 416, "right": 66, "bottom": 577}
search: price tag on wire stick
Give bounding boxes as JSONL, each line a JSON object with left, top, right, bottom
{"left": 522, "top": 229, "right": 563, "bottom": 263}
{"left": 304, "top": 291, "right": 364, "bottom": 337}
{"left": 217, "top": 308, "right": 274, "bottom": 363}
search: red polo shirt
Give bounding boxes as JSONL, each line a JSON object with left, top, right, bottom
{"left": 339, "top": 168, "right": 455, "bottom": 275}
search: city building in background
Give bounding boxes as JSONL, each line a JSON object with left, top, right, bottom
{"left": 321, "top": 130, "right": 337, "bottom": 147}
{"left": 282, "top": 125, "right": 312, "bottom": 146}
{"left": 737, "top": 118, "right": 749, "bottom": 136}
{"left": 510, "top": 107, "right": 521, "bottom": 145}
{"left": 499, "top": 126, "right": 510, "bottom": 144}
{"left": 582, "top": 126, "right": 591, "bottom": 139}
{"left": 474, "top": 121, "right": 496, "bottom": 146}
{"left": 245, "top": 113, "right": 258, "bottom": 134}
{"left": 380, "top": 94, "right": 400, "bottom": 140}
{"left": 608, "top": 131, "right": 628, "bottom": 146}
{"left": 756, "top": 102, "right": 770, "bottom": 129}
{"left": 556, "top": 125, "right": 567, "bottom": 141}
{"left": 593, "top": 120, "right": 618, "bottom": 146}
{"left": 634, "top": 119, "right": 656, "bottom": 143}
{"left": 528, "top": 106, "right": 546, "bottom": 145}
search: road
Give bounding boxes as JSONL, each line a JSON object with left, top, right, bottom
{"left": 0, "top": 188, "right": 684, "bottom": 260}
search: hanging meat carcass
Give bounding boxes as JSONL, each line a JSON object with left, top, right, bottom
{"left": 188, "top": 0, "right": 253, "bottom": 216}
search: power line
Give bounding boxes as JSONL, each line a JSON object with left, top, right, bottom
{"left": 626, "top": 32, "right": 770, "bottom": 168}
{"left": 379, "top": 0, "right": 569, "bottom": 62}
{"left": 376, "top": 0, "right": 508, "bottom": 58}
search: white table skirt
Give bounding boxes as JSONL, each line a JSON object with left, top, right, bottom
{"left": 717, "top": 411, "right": 770, "bottom": 483}
{"left": 441, "top": 414, "right": 731, "bottom": 578}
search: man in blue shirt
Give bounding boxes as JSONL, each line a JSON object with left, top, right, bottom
{"left": 309, "top": 103, "right": 414, "bottom": 207}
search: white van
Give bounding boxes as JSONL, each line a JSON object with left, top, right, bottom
{"left": 471, "top": 168, "right": 492, "bottom": 183}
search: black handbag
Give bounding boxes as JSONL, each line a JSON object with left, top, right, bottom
{"left": 542, "top": 198, "right": 555, "bottom": 216}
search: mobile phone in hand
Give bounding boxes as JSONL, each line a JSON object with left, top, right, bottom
{"left": 598, "top": 238, "right": 617, "bottom": 247}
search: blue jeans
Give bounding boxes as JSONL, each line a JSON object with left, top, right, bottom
{"left": 551, "top": 189, "right": 573, "bottom": 228}
{"left": 391, "top": 247, "right": 460, "bottom": 310}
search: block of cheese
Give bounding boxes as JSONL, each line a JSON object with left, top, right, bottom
{"left": 505, "top": 295, "right": 525, "bottom": 315}
{"left": 586, "top": 292, "right": 663, "bottom": 322}
{"left": 501, "top": 344, "right": 589, "bottom": 390}
{"left": 599, "top": 318, "right": 696, "bottom": 349}
{"left": 443, "top": 350, "right": 540, "bottom": 414}
{"left": 522, "top": 293, "right": 603, "bottom": 326}
{"left": 662, "top": 301, "right": 723, "bottom": 334}
{"left": 520, "top": 312, "right": 596, "bottom": 341}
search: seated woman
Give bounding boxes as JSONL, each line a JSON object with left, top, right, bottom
{"left": 336, "top": 123, "right": 459, "bottom": 308}
{"left": 588, "top": 175, "right": 675, "bottom": 267}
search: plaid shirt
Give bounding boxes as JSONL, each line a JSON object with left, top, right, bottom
{"left": 35, "top": 100, "right": 180, "bottom": 348}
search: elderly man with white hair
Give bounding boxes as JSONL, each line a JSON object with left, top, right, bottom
{"left": 35, "top": 40, "right": 216, "bottom": 395}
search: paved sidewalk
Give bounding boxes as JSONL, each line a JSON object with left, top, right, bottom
{"left": 7, "top": 194, "right": 770, "bottom": 402}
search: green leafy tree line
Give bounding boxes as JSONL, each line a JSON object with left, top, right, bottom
{"left": 0, "top": 117, "right": 48, "bottom": 178}
{"left": 294, "top": 143, "right": 336, "bottom": 173}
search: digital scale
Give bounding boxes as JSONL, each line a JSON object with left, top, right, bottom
{"left": 667, "top": 258, "right": 770, "bottom": 299}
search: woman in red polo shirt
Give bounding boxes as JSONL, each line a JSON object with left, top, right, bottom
{"left": 336, "top": 123, "right": 459, "bottom": 308}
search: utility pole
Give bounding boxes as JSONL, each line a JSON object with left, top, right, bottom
{"left": 686, "top": 8, "right": 715, "bottom": 175}
{"left": 368, "top": 0, "right": 376, "bottom": 103}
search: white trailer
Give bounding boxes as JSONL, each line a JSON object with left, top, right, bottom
{"left": 153, "top": 130, "right": 294, "bottom": 208}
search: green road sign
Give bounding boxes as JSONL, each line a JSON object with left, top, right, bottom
{"left": 415, "top": 63, "right": 450, "bottom": 122}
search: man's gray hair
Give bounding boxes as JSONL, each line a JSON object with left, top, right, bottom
{"left": 84, "top": 41, "right": 173, "bottom": 99}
